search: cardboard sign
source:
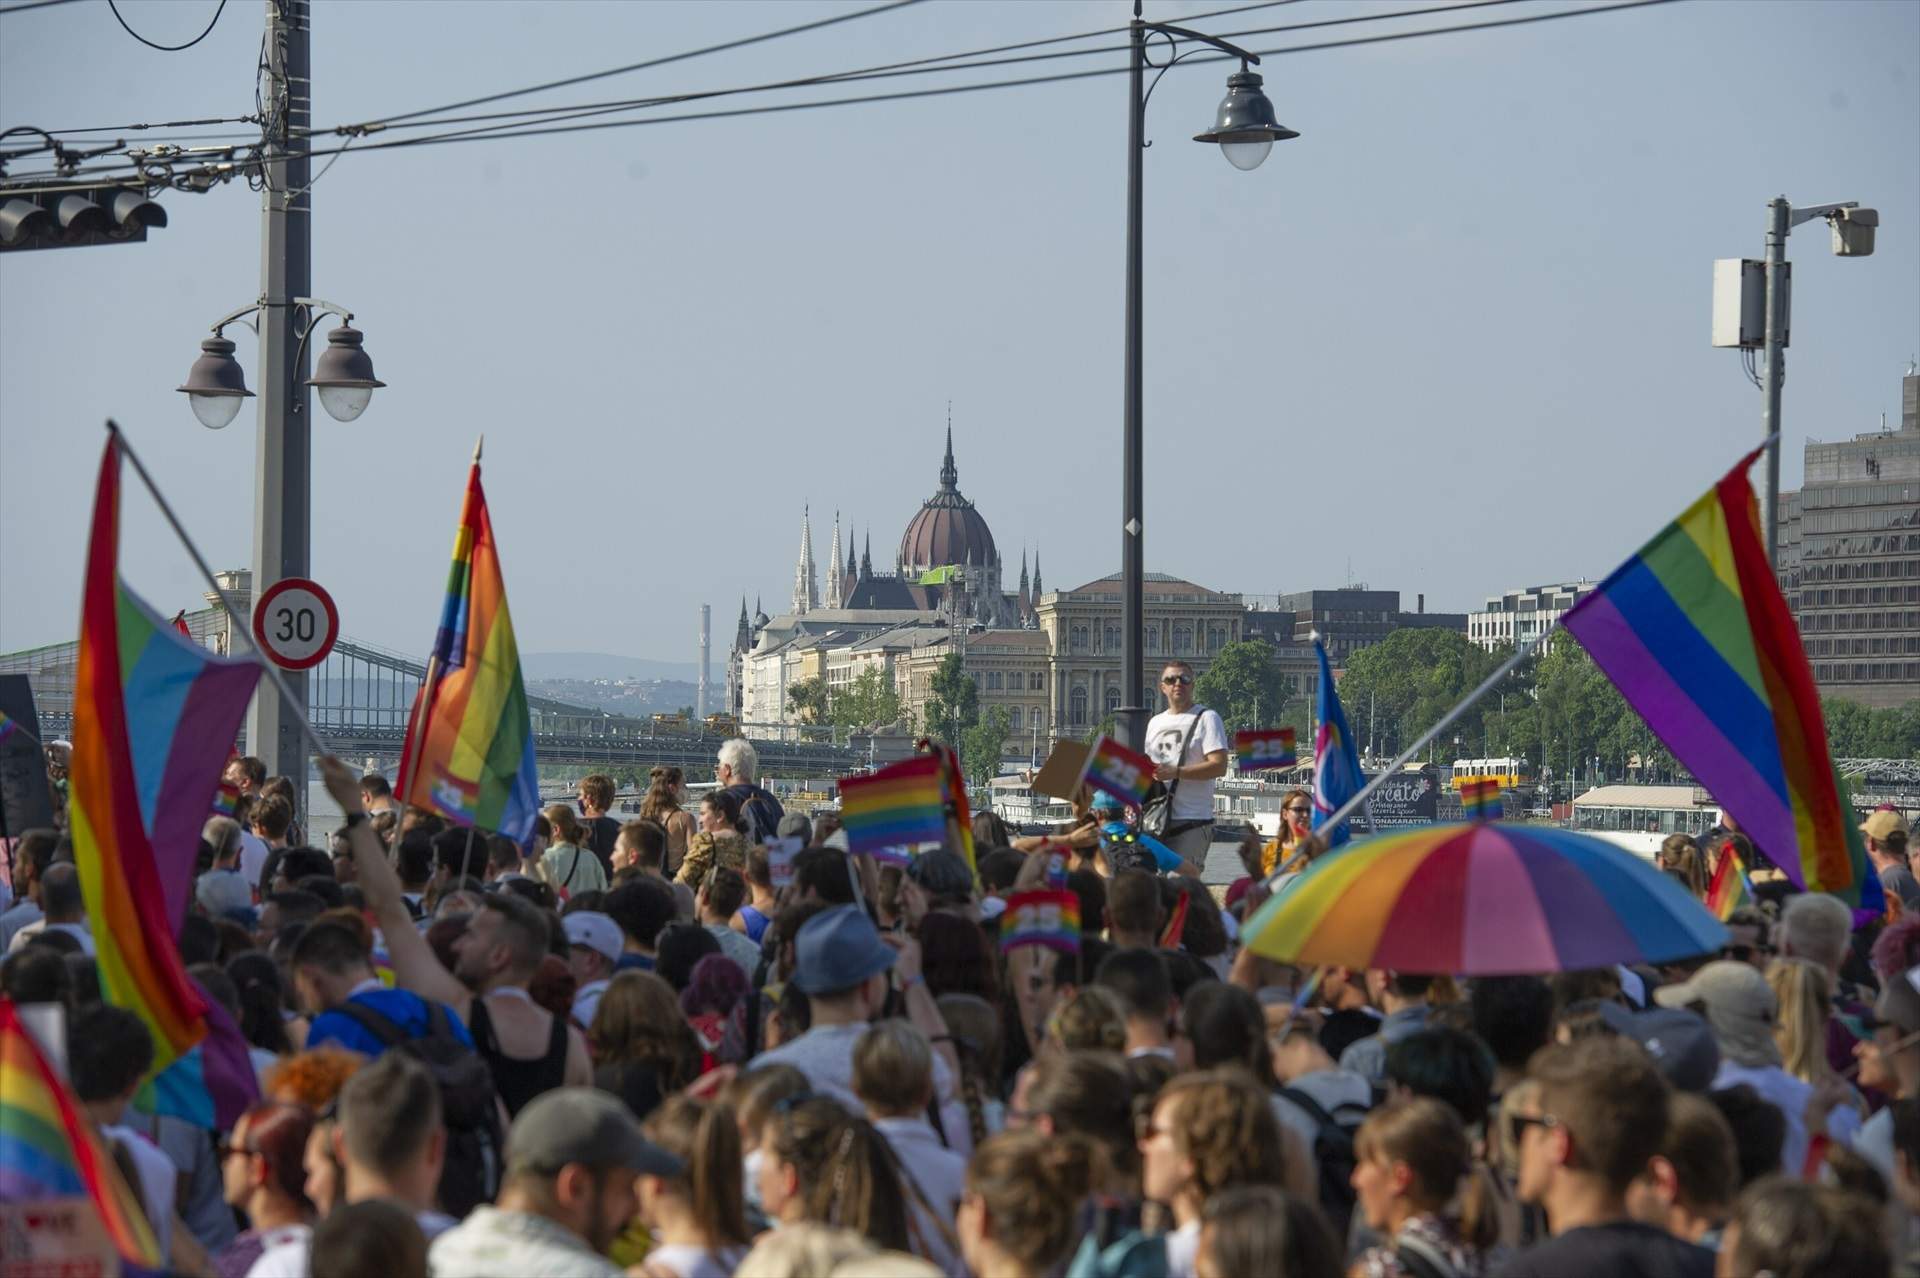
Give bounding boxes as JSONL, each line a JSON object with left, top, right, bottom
{"left": 1031, "top": 740, "right": 1091, "bottom": 802}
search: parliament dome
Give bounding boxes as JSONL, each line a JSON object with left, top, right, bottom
{"left": 897, "top": 427, "right": 998, "bottom": 572}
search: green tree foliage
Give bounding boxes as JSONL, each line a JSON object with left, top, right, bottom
{"left": 1192, "top": 639, "right": 1300, "bottom": 734}
{"left": 924, "top": 653, "right": 979, "bottom": 750}
{"left": 1822, "top": 698, "right": 1920, "bottom": 760}
{"left": 961, "top": 707, "right": 1013, "bottom": 788}
{"left": 831, "top": 665, "right": 909, "bottom": 733}
{"left": 1334, "top": 630, "right": 1504, "bottom": 760}
{"left": 786, "top": 677, "right": 829, "bottom": 725}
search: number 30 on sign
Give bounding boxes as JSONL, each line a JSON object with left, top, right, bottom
{"left": 251, "top": 577, "right": 340, "bottom": 670}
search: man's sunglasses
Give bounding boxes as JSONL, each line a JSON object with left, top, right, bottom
{"left": 1161, "top": 675, "right": 1192, "bottom": 685}
{"left": 1506, "top": 1111, "right": 1562, "bottom": 1148}
{"left": 1720, "top": 943, "right": 1774, "bottom": 963}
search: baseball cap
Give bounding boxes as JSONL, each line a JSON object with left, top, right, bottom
{"left": 1863, "top": 810, "right": 1910, "bottom": 843}
{"left": 1091, "top": 791, "right": 1126, "bottom": 813}
{"left": 506, "top": 1088, "right": 682, "bottom": 1178}
{"left": 777, "top": 812, "right": 814, "bottom": 843}
{"left": 792, "top": 903, "right": 896, "bottom": 995}
{"left": 1596, "top": 1004, "right": 1721, "bottom": 1092}
{"left": 907, "top": 849, "right": 974, "bottom": 901}
{"left": 1653, "top": 960, "right": 1780, "bottom": 1068}
{"left": 562, "top": 911, "right": 624, "bottom": 964}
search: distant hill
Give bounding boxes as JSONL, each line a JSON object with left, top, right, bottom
{"left": 523, "top": 651, "right": 701, "bottom": 682}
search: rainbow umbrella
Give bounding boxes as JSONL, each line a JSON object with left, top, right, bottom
{"left": 1242, "top": 824, "right": 1727, "bottom": 974}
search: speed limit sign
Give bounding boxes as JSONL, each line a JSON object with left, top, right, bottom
{"left": 252, "top": 578, "right": 340, "bottom": 670}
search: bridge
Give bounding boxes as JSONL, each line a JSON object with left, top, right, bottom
{"left": 1, "top": 614, "right": 863, "bottom": 779}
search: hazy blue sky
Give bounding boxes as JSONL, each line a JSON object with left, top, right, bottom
{"left": 2, "top": 0, "right": 1915, "bottom": 665}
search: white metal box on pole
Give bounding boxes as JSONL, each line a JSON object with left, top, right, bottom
{"left": 1711, "top": 258, "right": 1782, "bottom": 349}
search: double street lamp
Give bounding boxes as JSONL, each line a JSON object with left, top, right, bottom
{"left": 178, "top": 299, "right": 385, "bottom": 429}
{"left": 1116, "top": 4, "right": 1297, "bottom": 751}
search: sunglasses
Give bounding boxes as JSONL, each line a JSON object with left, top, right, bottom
{"left": 1506, "top": 1111, "right": 1562, "bottom": 1148}
{"left": 217, "top": 1141, "right": 257, "bottom": 1160}
{"left": 1284, "top": 806, "right": 1311, "bottom": 816}
{"left": 1720, "top": 943, "right": 1774, "bottom": 963}
{"left": 1161, "top": 675, "right": 1192, "bottom": 685}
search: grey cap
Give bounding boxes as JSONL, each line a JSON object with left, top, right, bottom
{"left": 1597, "top": 1003, "right": 1721, "bottom": 1092}
{"left": 505, "top": 1088, "right": 683, "bottom": 1178}
{"left": 777, "top": 811, "right": 814, "bottom": 844}
{"left": 907, "top": 849, "right": 974, "bottom": 900}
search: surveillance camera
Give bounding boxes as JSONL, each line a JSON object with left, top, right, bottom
{"left": 1830, "top": 207, "right": 1878, "bottom": 257}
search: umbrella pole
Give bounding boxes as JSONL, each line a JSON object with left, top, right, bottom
{"left": 1269, "top": 621, "right": 1559, "bottom": 888}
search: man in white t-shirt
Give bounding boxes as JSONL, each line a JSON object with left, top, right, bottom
{"left": 1143, "top": 659, "right": 1229, "bottom": 879}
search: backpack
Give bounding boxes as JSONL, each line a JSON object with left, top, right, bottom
{"left": 334, "top": 998, "right": 504, "bottom": 1217}
{"left": 1276, "top": 1084, "right": 1369, "bottom": 1238}
{"left": 739, "top": 790, "right": 781, "bottom": 844}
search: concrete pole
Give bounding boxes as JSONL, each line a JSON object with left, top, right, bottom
{"left": 247, "top": 0, "right": 313, "bottom": 806}
{"left": 1760, "top": 196, "right": 1790, "bottom": 569}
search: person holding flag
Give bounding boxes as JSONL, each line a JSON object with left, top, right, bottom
{"left": 1143, "top": 659, "right": 1229, "bottom": 879}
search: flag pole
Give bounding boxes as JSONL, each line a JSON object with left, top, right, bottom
{"left": 1264, "top": 620, "right": 1560, "bottom": 889}
{"left": 108, "top": 422, "right": 329, "bottom": 763}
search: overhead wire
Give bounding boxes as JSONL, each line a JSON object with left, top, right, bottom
{"left": 0, "top": 0, "right": 86, "bottom": 14}
{"left": 0, "top": 0, "right": 1682, "bottom": 192}
{"left": 107, "top": 0, "right": 227, "bottom": 51}
{"left": 280, "top": 0, "right": 1528, "bottom": 147}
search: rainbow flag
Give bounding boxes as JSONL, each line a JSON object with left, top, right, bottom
{"left": 211, "top": 780, "right": 239, "bottom": 818}
{"left": 1080, "top": 735, "right": 1156, "bottom": 808}
{"left": 0, "top": 709, "right": 20, "bottom": 745}
{"left": 837, "top": 755, "right": 948, "bottom": 857}
{"left": 1564, "top": 445, "right": 1878, "bottom": 910}
{"left": 398, "top": 457, "right": 541, "bottom": 844}
{"left": 73, "top": 438, "right": 260, "bottom": 1089}
{"left": 1704, "top": 842, "right": 1754, "bottom": 920}
{"left": 1461, "top": 778, "right": 1504, "bottom": 821}
{"left": 0, "top": 998, "right": 165, "bottom": 1269}
{"left": 925, "top": 741, "right": 978, "bottom": 882}
{"left": 1235, "top": 728, "right": 1297, "bottom": 773}
{"left": 998, "top": 889, "right": 1080, "bottom": 955}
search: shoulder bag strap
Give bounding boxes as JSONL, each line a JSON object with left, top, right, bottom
{"left": 1162, "top": 705, "right": 1208, "bottom": 805}
{"left": 332, "top": 999, "right": 408, "bottom": 1047}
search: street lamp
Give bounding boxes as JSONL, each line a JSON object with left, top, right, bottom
{"left": 1116, "top": 4, "right": 1296, "bottom": 752}
{"left": 178, "top": 298, "right": 385, "bottom": 429}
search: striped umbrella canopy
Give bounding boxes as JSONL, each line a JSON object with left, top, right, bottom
{"left": 1242, "top": 823, "right": 1728, "bottom": 975}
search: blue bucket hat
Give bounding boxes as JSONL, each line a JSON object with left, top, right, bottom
{"left": 792, "top": 904, "right": 897, "bottom": 996}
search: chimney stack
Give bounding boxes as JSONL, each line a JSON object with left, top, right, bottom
{"left": 697, "top": 604, "right": 711, "bottom": 719}
{"left": 1417, "top": 593, "right": 1425, "bottom": 614}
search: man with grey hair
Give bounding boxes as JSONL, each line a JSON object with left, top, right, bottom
{"left": 716, "top": 738, "right": 783, "bottom": 843}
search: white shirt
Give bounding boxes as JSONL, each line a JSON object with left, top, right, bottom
{"left": 874, "top": 1117, "right": 967, "bottom": 1278}
{"left": 1165, "top": 1219, "right": 1202, "bottom": 1278}
{"left": 105, "top": 1122, "right": 175, "bottom": 1261}
{"left": 429, "top": 1206, "right": 625, "bottom": 1278}
{"left": 238, "top": 832, "right": 272, "bottom": 892}
{"left": 7, "top": 919, "right": 94, "bottom": 955}
{"left": 1144, "top": 707, "right": 1229, "bottom": 822}
{"left": 1714, "top": 1060, "right": 1812, "bottom": 1175}
{"left": 751, "top": 1023, "right": 954, "bottom": 1113}
{"left": 642, "top": 1242, "right": 748, "bottom": 1278}
{"left": 572, "top": 978, "right": 611, "bottom": 1028}
{"left": 245, "top": 1224, "right": 312, "bottom": 1278}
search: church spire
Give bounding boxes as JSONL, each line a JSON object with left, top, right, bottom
{"left": 1032, "top": 551, "right": 1042, "bottom": 598}
{"left": 825, "top": 511, "right": 843, "bottom": 609}
{"left": 734, "top": 596, "right": 750, "bottom": 651}
{"left": 791, "top": 505, "right": 819, "bottom": 616}
{"left": 939, "top": 405, "right": 958, "bottom": 491}
{"left": 861, "top": 528, "right": 872, "bottom": 580}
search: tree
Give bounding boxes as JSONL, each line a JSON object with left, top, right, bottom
{"left": 923, "top": 653, "right": 978, "bottom": 749}
{"left": 831, "top": 665, "right": 908, "bottom": 733}
{"left": 1823, "top": 697, "right": 1920, "bottom": 760}
{"left": 1192, "top": 639, "right": 1297, "bottom": 733}
{"left": 676, "top": 705, "right": 695, "bottom": 720}
{"left": 960, "top": 707, "right": 1013, "bottom": 789}
{"left": 1336, "top": 629, "right": 1499, "bottom": 760}
{"left": 786, "top": 677, "right": 829, "bottom": 725}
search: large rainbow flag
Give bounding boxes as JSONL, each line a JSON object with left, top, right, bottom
{"left": 838, "top": 754, "right": 948, "bottom": 857}
{"left": 1564, "top": 445, "right": 1876, "bottom": 907}
{"left": 73, "top": 438, "right": 259, "bottom": 1090}
{"left": 0, "top": 998, "right": 165, "bottom": 1269}
{"left": 397, "top": 456, "right": 540, "bottom": 844}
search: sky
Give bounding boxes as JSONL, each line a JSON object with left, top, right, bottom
{"left": 2, "top": 0, "right": 1916, "bottom": 666}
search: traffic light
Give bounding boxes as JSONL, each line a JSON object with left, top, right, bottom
{"left": 0, "top": 184, "right": 167, "bottom": 253}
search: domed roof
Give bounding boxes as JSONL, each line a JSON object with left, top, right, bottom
{"left": 898, "top": 427, "right": 997, "bottom": 571}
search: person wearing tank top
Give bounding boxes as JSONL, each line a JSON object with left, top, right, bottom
{"left": 469, "top": 988, "right": 572, "bottom": 1117}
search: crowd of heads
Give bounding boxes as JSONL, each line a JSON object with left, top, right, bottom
{"left": 5, "top": 742, "right": 1919, "bottom": 1277}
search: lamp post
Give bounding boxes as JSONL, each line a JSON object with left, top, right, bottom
{"left": 177, "top": 296, "right": 385, "bottom": 796}
{"left": 1115, "top": 2, "right": 1296, "bottom": 751}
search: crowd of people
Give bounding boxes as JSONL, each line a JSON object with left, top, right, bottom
{"left": 3, "top": 682, "right": 1919, "bottom": 1277}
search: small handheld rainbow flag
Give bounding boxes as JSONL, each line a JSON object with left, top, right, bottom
{"left": 1079, "top": 735, "right": 1156, "bottom": 808}
{"left": 0, "top": 709, "right": 20, "bottom": 746}
{"left": 837, "top": 755, "right": 949, "bottom": 858}
{"left": 0, "top": 997, "right": 165, "bottom": 1269}
{"left": 211, "top": 780, "right": 239, "bottom": 818}
{"left": 1461, "top": 778, "right": 1504, "bottom": 821}
{"left": 999, "top": 889, "right": 1081, "bottom": 955}
{"left": 1704, "top": 842, "right": 1754, "bottom": 920}
{"left": 1234, "top": 728, "right": 1297, "bottom": 773}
